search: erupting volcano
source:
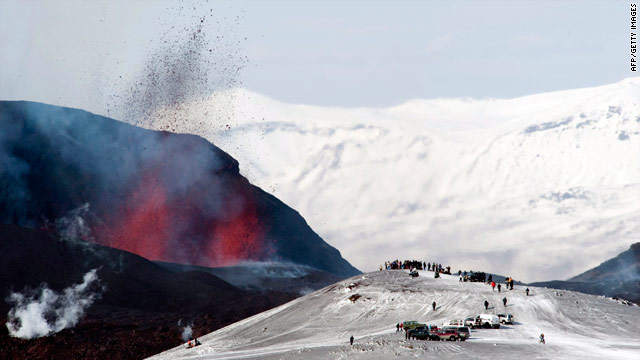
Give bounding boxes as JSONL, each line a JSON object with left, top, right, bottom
{"left": 0, "top": 101, "right": 359, "bottom": 277}
{"left": 95, "top": 165, "right": 267, "bottom": 267}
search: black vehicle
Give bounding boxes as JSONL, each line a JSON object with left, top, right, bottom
{"left": 468, "top": 272, "right": 486, "bottom": 282}
{"left": 408, "top": 326, "right": 436, "bottom": 340}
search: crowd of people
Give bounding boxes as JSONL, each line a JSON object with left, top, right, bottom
{"left": 381, "top": 260, "right": 452, "bottom": 275}
{"left": 383, "top": 260, "right": 425, "bottom": 270}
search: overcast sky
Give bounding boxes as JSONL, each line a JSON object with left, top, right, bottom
{"left": 0, "top": 0, "right": 634, "bottom": 113}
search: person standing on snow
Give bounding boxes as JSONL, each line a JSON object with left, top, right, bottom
{"left": 498, "top": 283, "right": 501, "bottom": 293}
{"left": 539, "top": 333, "right": 545, "bottom": 344}
{"left": 396, "top": 323, "right": 400, "bottom": 332}
{"left": 526, "top": 288, "right": 530, "bottom": 296}
{"left": 432, "top": 301, "right": 436, "bottom": 310}
{"left": 350, "top": 335, "right": 354, "bottom": 345}
{"left": 491, "top": 281, "right": 496, "bottom": 291}
{"left": 503, "top": 297, "right": 507, "bottom": 307}
{"left": 484, "top": 300, "right": 489, "bottom": 310}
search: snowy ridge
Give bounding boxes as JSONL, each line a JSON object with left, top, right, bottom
{"left": 146, "top": 77, "right": 640, "bottom": 282}
{"left": 148, "top": 270, "right": 640, "bottom": 359}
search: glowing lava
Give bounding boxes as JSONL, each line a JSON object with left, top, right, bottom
{"left": 94, "top": 167, "right": 266, "bottom": 267}
{"left": 96, "top": 171, "right": 170, "bottom": 261}
{"left": 207, "top": 189, "right": 264, "bottom": 266}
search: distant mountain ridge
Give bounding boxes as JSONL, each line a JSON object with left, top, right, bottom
{"left": 570, "top": 242, "right": 640, "bottom": 282}
{"left": 531, "top": 243, "right": 640, "bottom": 304}
{"left": 0, "top": 101, "right": 359, "bottom": 277}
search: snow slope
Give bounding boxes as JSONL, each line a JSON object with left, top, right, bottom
{"left": 145, "top": 77, "right": 640, "bottom": 282}
{"left": 148, "top": 270, "right": 640, "bottom": 360}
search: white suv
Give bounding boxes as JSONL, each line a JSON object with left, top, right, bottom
{"left": 497, "top": 313, "right": 513, "bottom": 324}
{"left": 477, "top": 314, "right": 500, "bottom": 329}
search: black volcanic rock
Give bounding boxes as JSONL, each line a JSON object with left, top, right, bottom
{"left": 155, "top": 261, "right": 344, "bottom": 293}
{"left": 0, "top": 100, "right": 359, "bottom": 277}
{"left": 0, "top": 223, "right": 300, "bottom": 360}
{"left": 530, "top": 243, "right": 640, "bottom": 304}
{"left": 0, "top": 223, "right": 265, "bottom": 315}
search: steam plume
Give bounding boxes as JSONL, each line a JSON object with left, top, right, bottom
{"left": 5, "top": 269, "right": 102, "bottom": 339}
{"left": 178, "top": 319, "right": 194, "bottom": 342}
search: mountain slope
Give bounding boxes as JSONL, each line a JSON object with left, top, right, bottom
{"left": 149, "top": 270, "right": 640, "bottom": 360}
{"left": 0, "top": 101, "right": 359, "bottom": 277}
{"left": 148, "top": 77, "right": 640, "bottom": 282}
{"left": 531, "top": 242, "right": 640, "bottom": 304}
{"left": 569, "top": 242, "right": 640, "bottom": 282}
{"left": 0, "top": 223, "right": 301, "bottom": 360}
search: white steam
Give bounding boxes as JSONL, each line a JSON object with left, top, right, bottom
{"left": 181, "top": 324, "right": 193, "bottom": 342}
{"left": 5, "top": 269, "right": 102, "bottom": 339}
{"left": 55, "top": 202, "right": 93, "bottom": 242}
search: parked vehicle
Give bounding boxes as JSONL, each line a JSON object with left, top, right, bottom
{"left": 447, "top": 319, "right": 465, "bottom": 327}
{"left": 497, "top": 313, "right": 514, "bottom": 324}
{"left": 465, "top": 317, "right": 481, "bottom": 328}
{"left": 402, "top": 321, "right": 426, "bottom": 331}
{"left": 443, "top": 325, "right": 471, "bottom": 340}
{"left": 431, "top": 328, "right": 461, "bottom": 341}
{"left": 477, "top": 314, "right": 500, "bottom": 329}
{"left": 468, "top": 272, "right": 486, "bottom": 282}
{"left": 407, "top": 326, "right": 426, "bottom": 336}
{"left": 408, "top": 326, "right": 434, "bottom": 340}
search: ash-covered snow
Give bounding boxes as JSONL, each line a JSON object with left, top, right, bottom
{"left": 148, "top": 270, "right": 640, "bottom": 359}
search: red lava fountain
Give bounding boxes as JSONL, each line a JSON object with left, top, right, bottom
{"left": 97, "top": 171, "right": 170, "bottom": 261}
{"left": 206, "top": 191, "right": 263, "bottom": 266}
{"left": 94, "top": 168, "right": 266, "bottom": 267}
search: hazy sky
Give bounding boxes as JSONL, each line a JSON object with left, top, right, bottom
{"left": 0, "top": 0, "right": 634, "bottom": 113}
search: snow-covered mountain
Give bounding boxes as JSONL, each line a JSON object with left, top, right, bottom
{"left": 148, "top": 270, "right": 640, "bottom": 360}
{"left": 146, "top": 77, "right": 640, "bottom": 282}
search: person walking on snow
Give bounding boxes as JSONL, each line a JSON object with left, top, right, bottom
{"left": 526, "top": 288, "right": 530, "bottom": 296}
{"left": 539, "top": 333, "right": 545, "bottom": 344}
{"left": 491, "top": 281, "right": 496, "bottom": 291}
{"left": 432, "top": 301, "right": 437, "bottom": 310}
{"left": 396, "top": 323, "right": 400, "bottom": 332}
{"left": 484, "top": 300, "right": 489, "bottom": 310}
{"left": 459, "top": 274, "right": 463, "bottom": 282}
{"left": 503, "top": 297, "right": 507, "bottom": 307}
{"left": 498, "top": 283, "right": 501, "bottom": 293}
{"left": 350, "top": 335, "right": 354, "bottom": 345}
